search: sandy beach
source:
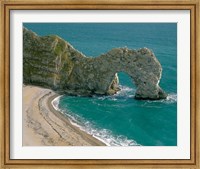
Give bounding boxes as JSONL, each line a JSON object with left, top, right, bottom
{"left": 23, "top": 85, "right": 105, "bottom": 146}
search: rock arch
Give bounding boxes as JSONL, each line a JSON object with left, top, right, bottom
{"left": 70, "top": 47, "right": 167, "bottom": 100}
{"left": 23, "top": 28, "right": 167, "bottom": 100}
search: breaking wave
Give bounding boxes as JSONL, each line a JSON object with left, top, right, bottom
{"left": 95, "top": 85, "right": 177, "bottom": 104}
{"left": 94, "top": 85, "right": 135, "bottom": 101}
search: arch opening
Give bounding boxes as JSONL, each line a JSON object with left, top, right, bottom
{"left": 114, "top": 72, "right": 137, "bottom": 98}
{"left": 117, "top": 72, "right": 136, "bottom": 90}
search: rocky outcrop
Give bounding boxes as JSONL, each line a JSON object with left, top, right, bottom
{"left": 23, "top": 27, "right": 167, "bottom": 100}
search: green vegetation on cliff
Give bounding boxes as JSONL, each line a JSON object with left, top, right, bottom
{"left": 23, "top": 27, "right": 167, "bottom": 99}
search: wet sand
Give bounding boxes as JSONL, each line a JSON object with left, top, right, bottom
{"left": 23, "top": 85, "right": 105, "bottom": 146}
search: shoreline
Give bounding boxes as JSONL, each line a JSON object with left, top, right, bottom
{"left": 47, "top": 92, "right": 106, "bottom": 146}
{"left": 23, "top": 85, "right": 106, "bottom": 146}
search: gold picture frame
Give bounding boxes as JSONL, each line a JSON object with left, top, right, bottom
{"left": 0, "top": 0, "right": 199, "bottom": 168}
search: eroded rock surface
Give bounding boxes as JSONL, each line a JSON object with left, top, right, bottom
{"left": 23, "top": 27, "right": 167, "bottom": 100}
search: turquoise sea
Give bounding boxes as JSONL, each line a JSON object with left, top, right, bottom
{"left": 24, "top": 23, "right": 177, "bottom": 146}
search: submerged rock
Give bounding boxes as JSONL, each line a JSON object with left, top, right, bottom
{"left": 23, "top": 27, "right": 167, "bottom": 100}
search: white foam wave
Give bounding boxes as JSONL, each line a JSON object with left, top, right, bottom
{"left": 51, "top": 96, "right": 139, "bottom": 146}
{"left": 115, "top": 86, "right": 177, "bottom": 104}
{"left": 166, "top": 93, "right": 177, "bottom": 103}
{"left": 115, "top": 85, "right": 135, "bottom": 97}
{"left": 95, "top": 85, "right": 135, "bottom": 101}
{"left": 51, "top": 95, "right": 63, "bottom": 112}
{"left": 97, "top": 85, "right": 177, "bottom": 105}
{"left": 146, "top": 93, "right": 177, "bottom": 104}
{"left": 65, "top": 112, "right": 140, "bottom": 146}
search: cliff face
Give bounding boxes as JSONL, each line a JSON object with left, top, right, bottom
{"left": 23, "top": 28, "right": 167, "bottom": 100}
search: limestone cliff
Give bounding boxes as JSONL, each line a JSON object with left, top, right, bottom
{"left": 23, "top": 27, "right": 167, "bottom": 100}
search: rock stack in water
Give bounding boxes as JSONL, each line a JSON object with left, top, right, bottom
{"left": 23, "top": 27, "right": 167, "bottom": 100}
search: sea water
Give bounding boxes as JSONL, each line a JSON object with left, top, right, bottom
{"left": 24, "top": 23, "right": 177, "bottom": 146}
